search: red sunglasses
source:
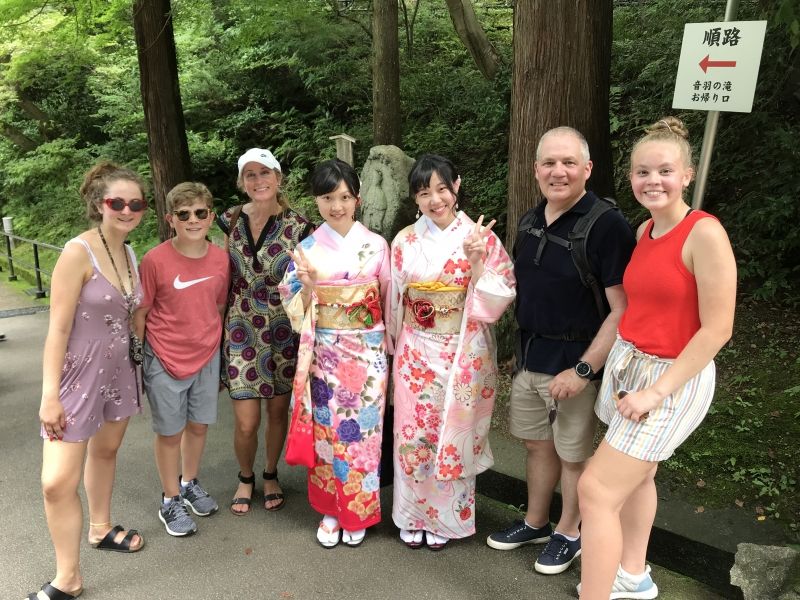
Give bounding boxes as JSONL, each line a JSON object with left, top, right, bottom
{"left": 103, "top": 197, "right": 148, "bottom": 212}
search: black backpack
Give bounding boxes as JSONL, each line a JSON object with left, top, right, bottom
{"left": 515, "top": 197, "right": 618, "bottom": 318}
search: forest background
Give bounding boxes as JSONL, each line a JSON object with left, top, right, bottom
{"left": 0, "top": 0, "right": 798, "bottom": 540}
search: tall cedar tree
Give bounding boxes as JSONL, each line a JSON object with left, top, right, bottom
{"left": 372, "top": 0, "right": 401, "bottom": 146}
{"left": 133, "top": 0, "right": 192, "bottom": 242}
{"left": 506, "top": 0, "right": 614, "bottom": 249}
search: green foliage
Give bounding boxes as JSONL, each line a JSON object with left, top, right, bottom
{"left": 0, "top": 0, "right": 797, "bottom": 301}
{"left": 662, "top": 300, "right": 800, "bottom": 536}
{"left": 612, "top": 1, "right": 800, "bottom": 301}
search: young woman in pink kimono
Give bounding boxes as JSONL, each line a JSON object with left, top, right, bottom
{"left": 388, "top": 154, "right": 516, "bottom": 550}
{"left": 280, "top": 159, "right": 391, "bottom": 549}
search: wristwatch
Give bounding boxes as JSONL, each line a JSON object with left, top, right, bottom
{"left": 575, "top": 360, "right": 595, "bottom": 380}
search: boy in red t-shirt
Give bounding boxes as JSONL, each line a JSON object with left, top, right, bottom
{"left": 134, "top": 182, "right": 230, "bottom": 537}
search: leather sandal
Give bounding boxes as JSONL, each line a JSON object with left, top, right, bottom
{"left": 27, "top": 582, "right": 83, "bottom": 599}
{"left": 230, "top": 471, "right": 256, "bottom": 516}
{"left": 90, "top": 524, "right": 144, "bottom": 553}
{"left": 262, "top": 470, "right": 285, "bottom": 512}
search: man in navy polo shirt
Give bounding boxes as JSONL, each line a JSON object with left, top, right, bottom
{"left": 487, "top": 127, "right": 635, "bottom": 575}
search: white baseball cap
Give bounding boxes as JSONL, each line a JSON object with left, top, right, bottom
{"left": 237, "top": 148, "right": 282, "bottom": 177}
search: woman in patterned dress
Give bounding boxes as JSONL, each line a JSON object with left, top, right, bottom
{"left": 219, "top": 148, "right": 312, "bottom": 514}
{"left": 280, "top": 159, "right": 391, "bottom": 548}
{"left": 388, "top": 155, "right": 516, "bottom": 550}
{"left": 31, "top": 162, "right": 147, "bottom": 600}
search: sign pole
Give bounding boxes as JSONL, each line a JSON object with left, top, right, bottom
{"left": 692, "top": 0, "right": 740, "bottom": 209}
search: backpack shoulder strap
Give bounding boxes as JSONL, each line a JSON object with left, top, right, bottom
{"left": 568, "top": 197, "right": 618, "bottom": 318}
{"left": 514, "top": 207, "right": 544, "bottom": 260}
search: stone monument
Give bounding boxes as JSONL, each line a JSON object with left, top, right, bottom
{"left": 360, "top": 145, "right": 416, "bottom": 242}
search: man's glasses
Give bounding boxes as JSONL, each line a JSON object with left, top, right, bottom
{"left": 104, "top": 197, "right": 148, "bottom": 212}
{"left": 173, "top": 208, "right": 210, "bottom": 221}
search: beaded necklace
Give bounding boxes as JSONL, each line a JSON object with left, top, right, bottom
{"left": 97, "top": 226, "right": 134, "bottom": 314}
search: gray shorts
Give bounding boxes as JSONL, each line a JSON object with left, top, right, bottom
{"left": 508, "top": 370, "right": 599, "bottom": 463}
{"left": 143, "top": 342, "right": 219, "bottom": 436}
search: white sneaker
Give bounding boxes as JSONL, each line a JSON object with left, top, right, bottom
{"left": 577, "top": 565, "right": 659, "bottom": 599}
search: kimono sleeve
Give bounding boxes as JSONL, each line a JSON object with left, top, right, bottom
{"left": 278, "top": 258, "right": 306, "bottom": 333}
{"left": 465, "top": 231, "right": 516, "bottom": 324}
{"left": 375, "top": 236, "right": 394, "bottom": 354}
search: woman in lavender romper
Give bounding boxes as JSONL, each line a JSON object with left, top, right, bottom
{"left": 31, "top": 162, "right": 148, "bottom": 600}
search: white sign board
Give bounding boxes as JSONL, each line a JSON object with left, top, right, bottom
{"left": 672, "top": 20, "right": 767, "bottom": 113}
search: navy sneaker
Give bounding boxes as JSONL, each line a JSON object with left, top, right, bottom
{"left": 486, "top": 519, "right": 553, "bottom": 550}
{"left": 534, "top": 532, "right": 581, "bottom": 574}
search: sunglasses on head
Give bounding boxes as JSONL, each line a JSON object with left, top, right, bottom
{"left": 103, "top": 197, "right": 148, "bottom": 212}
{"left": 173, "top": 208, "right": 211, "bottom": 221}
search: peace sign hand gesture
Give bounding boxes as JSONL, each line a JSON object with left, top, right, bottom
{"left": 288, "top": 246, "right": 318, "bottom": 289}
{"left": 463, "top": 215, "right": 496, "bottom": 275}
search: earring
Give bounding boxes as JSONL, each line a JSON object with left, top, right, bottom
{"left": 416, "top": 209, "right": 421, "bottom": 219}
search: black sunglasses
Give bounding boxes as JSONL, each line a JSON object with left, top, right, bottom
{"left": 104, "top": 197, "right": 148, "bottom": 212}
{"left": 173, "top": 208, "right": 210, "bottom": 221}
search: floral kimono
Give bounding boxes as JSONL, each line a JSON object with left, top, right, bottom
{"left": 280, "top": 222, "right": 391, "bottom": 531}
{"left": 388, "top": 212, "right": 515, "bottom": 538}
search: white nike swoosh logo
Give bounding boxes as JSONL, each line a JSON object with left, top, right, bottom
{"left": 173, "top": 275, "right": 214, "bottom": 290}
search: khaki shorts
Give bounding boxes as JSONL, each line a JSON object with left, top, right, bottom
{"left": 508, "top": 370, "right": 598, "bottom": 463}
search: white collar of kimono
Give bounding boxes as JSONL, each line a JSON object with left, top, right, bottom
{"left": 419, "top": 212, "right": 463, "bottom": 238}
{"left": 319, "top": 221, "right": 360, "bottom": 245}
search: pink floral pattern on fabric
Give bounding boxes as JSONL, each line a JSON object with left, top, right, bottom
{"left": 387, "top": 213, "right": 515, "bottom": 539}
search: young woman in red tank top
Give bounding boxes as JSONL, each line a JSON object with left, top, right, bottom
{"left": 577, "top": 117, "right": 737, "bottom": 600}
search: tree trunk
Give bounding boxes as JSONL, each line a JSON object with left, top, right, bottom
{"left": 372, "top": 0, "right": 401, "bottom": 146}
{"left": 506, "top": 0, "right": 614, "bottom": 249}
{"left": 445, "top": 0, "right": 501, "bottom": 81}
{"left": 133, "top": 0, "right": 192, "bottom": 242}
{"left": 0, "top": 123, "right": 37, "bottom": 152}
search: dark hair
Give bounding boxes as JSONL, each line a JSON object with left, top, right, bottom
{"left": 408, "top": 154, "right": 464, "bottom": 207}
{"left": 79, "top": 160, "right": 147, "bottom": 223}
{"left": 310, "top": 159, "right": 360, "bottom": 197}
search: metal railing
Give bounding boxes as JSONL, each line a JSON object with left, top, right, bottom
{"left": 1, "top": 230, "right": 62, "bottom": 299}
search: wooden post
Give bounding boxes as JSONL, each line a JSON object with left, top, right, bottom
{"left": 329, "top": 134, "right": 357, "bottom": 166}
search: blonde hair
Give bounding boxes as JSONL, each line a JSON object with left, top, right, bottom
{"left": 631, "top": 116, "right": 694, "bottom": 172}
{"left": 80, "top": 161, "right": 147, "bottom": 223}
{"left": 166, "top": 182, "right": 213, "bottom": 213}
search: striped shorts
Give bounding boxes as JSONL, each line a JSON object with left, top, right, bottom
{"left": 595, "top": 336, "right": 716, "bottom": 462}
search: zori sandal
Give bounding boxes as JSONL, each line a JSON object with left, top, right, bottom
{"left": 400, "top": 529, "right": 424, "bottom": 549}
{"left": 263, "top": 470, "right": 286, "bottom": 512}
{"left": 317, "top": 520, "right": 341, "bottom": 549}
{"left": 27, "top": 582, "right": 83, "bottom": 599}
{"left": 342, "top": 529, "right": 366, "bottom": 547}
{"left": 230, "top": 471, "right": 256, "bottom": 516}
{"left": 90, "top": 524, "right": 144, "bottom": 553}
{"left": 425, "top": 530, "right": 449, "bottom": 551}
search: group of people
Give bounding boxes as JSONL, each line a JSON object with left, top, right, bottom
{"left": 30, "top": 115, "right": 736, "bottom": 600}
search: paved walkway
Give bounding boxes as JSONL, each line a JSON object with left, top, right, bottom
{"left": 0, "top": 280, "right": 724, "bottom": 599}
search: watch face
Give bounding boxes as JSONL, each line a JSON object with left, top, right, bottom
{"left": 576, "top": 362, "right": 591, "bottom": 377}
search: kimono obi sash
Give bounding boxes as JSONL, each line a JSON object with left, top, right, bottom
{"left": 315, "top": 280, "right": 383, "bottom": 330}
{"left": 403, "top": 282, "right": 466, "bottom": 334}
